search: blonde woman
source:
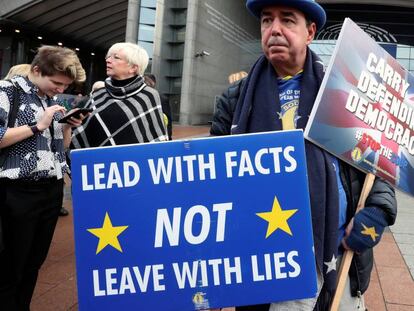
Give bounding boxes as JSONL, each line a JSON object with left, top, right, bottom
{"left": 4, "top": 64, "right": 31, "bottom": 79}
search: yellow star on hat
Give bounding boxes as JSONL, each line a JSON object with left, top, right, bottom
{"left": 256, "top": 196, "right": 298, "bottom": 238}
{"left": 361, "top": 223, "right": 379, "bottom": 242}
{"left": 87, "top": 212, "right": 129, "bottom": 254}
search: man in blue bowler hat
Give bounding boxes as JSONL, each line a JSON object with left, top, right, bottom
{"left": 210, "top": 0, "right": 397, "bottom": 310}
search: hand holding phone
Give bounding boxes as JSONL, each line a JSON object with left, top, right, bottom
{"left": 58, "top": 108, "right": 93, "bottom": 124}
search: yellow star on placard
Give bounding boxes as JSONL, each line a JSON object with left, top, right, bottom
{"left": 87, "top": 212, "right": 128, "bottom": 254}
{"left": 256, "top": 196, "right": 298, "bottom": 238}
{"left": 361, "top": 223, "right": 379, "bottom": 242}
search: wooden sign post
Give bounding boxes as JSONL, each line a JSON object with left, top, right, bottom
{"left": 330, "top": 173, "right": 376, "bottom": 311}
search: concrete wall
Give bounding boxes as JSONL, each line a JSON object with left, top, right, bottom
{"left": 151, "top": 0, "right": 166, "bottom": 92}
{"left": 179, "top": 0, "right": 260, "bottom": 125}
{"left": 152, "top": 0, "right": 188, "bottom": 121}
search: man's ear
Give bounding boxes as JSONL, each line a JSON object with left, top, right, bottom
{"left": 306, "top": 22, "right": 317, "bottom": 45}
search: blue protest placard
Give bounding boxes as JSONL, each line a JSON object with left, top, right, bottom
{"left": 71, "top": 130, "right": 316, "bottom": 310}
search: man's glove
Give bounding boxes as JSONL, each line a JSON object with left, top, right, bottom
{"left": 344, "top": 207, "right": 388, "bottom": 253}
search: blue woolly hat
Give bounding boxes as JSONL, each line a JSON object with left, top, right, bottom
{"left": 246, "top": 0, "right": 327, "bottom": 30}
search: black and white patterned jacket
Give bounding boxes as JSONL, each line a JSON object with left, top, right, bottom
{"left": 71, "top": 76, "right": 167, "bottom": 148}
{"left": 0, "top": 76, "right": 68, "bottom": 180}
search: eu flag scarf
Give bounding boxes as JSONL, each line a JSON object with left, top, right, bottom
{"left": 231, "top": 48, "right": 340, "bottom": 292}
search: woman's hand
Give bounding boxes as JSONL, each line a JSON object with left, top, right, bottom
{"left": 62, "top": 108, "right": 91, "bottom": 148}
{"left": 63, "top": 108, "right": 91, "bottom": 128}
{"left": 37, "top": 105, "right": 67, "bottom": 131}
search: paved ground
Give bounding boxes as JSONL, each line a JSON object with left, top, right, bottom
{"left": 30, "top": 125, "right": 414, "bottom": 311}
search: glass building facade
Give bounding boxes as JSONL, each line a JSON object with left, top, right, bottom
{"left": 311, "top": 40, "right": 414, "bottom": 76}
{"left": 137, "top": 0, "right": 157, "bottom": 64}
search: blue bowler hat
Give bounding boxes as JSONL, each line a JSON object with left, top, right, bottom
{"left": 246, "top": 0, "right": 327, "bottom": 30}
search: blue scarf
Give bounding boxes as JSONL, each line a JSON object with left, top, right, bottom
{"left": 231, "top": 49, "right": 340, "bottom": 292}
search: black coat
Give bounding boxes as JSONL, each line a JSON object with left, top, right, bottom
{"left": 210, "top": 76, "right": 397, "bottom": 298}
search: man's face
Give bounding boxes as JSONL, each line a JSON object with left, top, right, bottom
{"left": 106, "top": 49, "right": 138, "bottom": 80}
{"left": 32, "top": 67, "right": 73, "bottom": 97}
{"left": 261, "top": 5, "right": 316, "bottom": 74}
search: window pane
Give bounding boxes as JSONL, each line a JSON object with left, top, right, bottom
{"left": 310, "top": 41, "right": 336, "bottom": 60}
{"left": 138, "top": 24, "right": 155, "bottom": 42}
{"left": 397, "top": 47, "right": 410, "bottom": 59}
{"left": 398, "top": 59, "right": 409, "bottom": 69}
{"left": 141, "top": 0, "right": 156, "bottom": 8}
{"left": 140, "top": 7, "right": 156, "bottom": 25}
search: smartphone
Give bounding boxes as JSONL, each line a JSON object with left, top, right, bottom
{"left": 58, "top": 108, "right": 93, "bottom": 123}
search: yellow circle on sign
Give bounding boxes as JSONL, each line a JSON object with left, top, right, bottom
{"left": 193, "top": 292, "right": 204, "bottom": 304}
{"left": 351, "top": 147, "right": 362, "bottom": 162}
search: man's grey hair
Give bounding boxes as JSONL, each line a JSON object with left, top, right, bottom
{"left": 107, "top": 42, "right": 149, "bottom": 75}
